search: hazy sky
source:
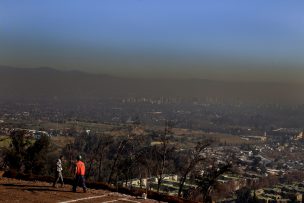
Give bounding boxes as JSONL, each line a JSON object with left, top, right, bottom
{"left": 0, "top": 0, "right": 304, "bottom": 81}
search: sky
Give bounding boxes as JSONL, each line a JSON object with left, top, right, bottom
{"left": 0, "top": 0, "right": 304, "bottom": 81}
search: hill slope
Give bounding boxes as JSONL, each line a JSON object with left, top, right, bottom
{"left": 0, "top": 177, "right": 157, "bottom": 203}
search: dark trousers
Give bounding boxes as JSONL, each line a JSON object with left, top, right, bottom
{"left": 53, "top": 171, "right": 64, "bottom": 187}
{"left": 72, "top": 175, "right": 86, "bottom": 192}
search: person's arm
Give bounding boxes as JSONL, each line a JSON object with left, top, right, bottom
{"left": 75, "top": 165, "right": 78, "bottom": 176}
{"left": 56, "top": 159, "right": 60, "bottom": 171}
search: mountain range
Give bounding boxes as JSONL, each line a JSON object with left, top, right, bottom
{"left": 0, "top": 65, "right": 302, "bottom": 104}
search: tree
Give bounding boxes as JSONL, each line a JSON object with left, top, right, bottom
{"left": 5, "top": 130, "right": 51, "bottom": 175}
{"left": 150, "top": 121, "right": 176, "bottom": 193}
{"left": 24, "top": 135, "right": 51, "bottom": 175}
{"left": 5, "top": 130, "right": 30, "bottom": 172}
{"left": 107, "top": 135, "right": 131, "bottom": 184}
{"left": 236, "top": 187, "right": 252, "bottom": 203}
{"left": 62, "top": 131, "right": 114, "bottom": 181}
{"left": 107, "top": 124, "right": 139, "bottom": 184}
{"left": 177, "top": 140, "right": 212, "bottom": 197}
{"left": 117, "top": 133, "right": 148, "bottom": 188}
{"left": 191, "top": 160, "right": 232, "bottom": 203}
{"left": 95, "top": 135, "right": 113, "bottom": 181}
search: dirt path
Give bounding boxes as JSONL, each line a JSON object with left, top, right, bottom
{"left": 0, "top": 178, "right": 157, "bottom": 203}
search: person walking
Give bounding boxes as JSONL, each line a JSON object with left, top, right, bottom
{"left": 72, "top": 155, "right": 87, "bottom": 193}
{"left": 53, "top": 155, "right": 64, "bottom": 188}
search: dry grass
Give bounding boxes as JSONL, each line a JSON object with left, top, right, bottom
{"left": 50, "top": 136, "right": 74, "bottom": 149}
{"left": 172, "top": 128, "right": 260, "bottom": 145}
{"left": 38, "top": 121, "right": 114, "bottom": 132}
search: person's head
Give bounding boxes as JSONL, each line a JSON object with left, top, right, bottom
{"left": 76, "top": 155, "right": 82, "bottom": 161}
{"left": 59, "top": 155, "right": 63, "bottom": 160}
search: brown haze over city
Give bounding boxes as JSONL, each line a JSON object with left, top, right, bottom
{"left": 0, "top": 1, "right": 303, "bottom": 103}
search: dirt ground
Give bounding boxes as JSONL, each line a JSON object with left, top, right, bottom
{"left": 0, "top": 177, "right": 158, "bottom": 203}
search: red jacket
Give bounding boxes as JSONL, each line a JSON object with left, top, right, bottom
{"left": 76, "top": 161, "right": 85, "bottom": 176}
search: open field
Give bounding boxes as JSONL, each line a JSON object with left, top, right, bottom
{"left": 171, "top": 128, "right": 261, "bottom": 145}
{"left": 1, "top": 121, "right": 261, "bottom": 150}
{"left": 35, "top": 121, "right": 115, "bottom": 133}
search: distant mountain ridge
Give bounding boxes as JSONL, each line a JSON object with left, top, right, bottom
{"left": 0, "top": 65, "right": 302, "bottom": 104}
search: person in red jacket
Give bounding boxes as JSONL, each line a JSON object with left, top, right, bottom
{"left": 72, "top": 155, "right": 87, "bottom": 192}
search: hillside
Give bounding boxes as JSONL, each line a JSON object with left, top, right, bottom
{"left": 0, "top": 177, "right": 157, "bottom": 203}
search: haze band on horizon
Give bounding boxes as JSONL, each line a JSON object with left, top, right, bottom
{"left": 0, "top": 0, "right": 303, "bottom": 83}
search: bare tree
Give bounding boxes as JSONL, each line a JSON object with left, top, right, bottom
{"left": 193, "top": 161, "right": 232, "bottom": 203}
{"left": 150, "top": 121, "right": 176, "bottom": 193}
{"left": 96, "top": 135, "right": 113, "bottom": 181}
{"left": 62, "top": 132, "right": 113, "bottom": 180}
{"left": 118, "top": 133, "right": 149, "bottom": 188}
{"left": 107, "top": 136, "right": 129, "bottom": 184}
{"left": 85, "top": 133, "right": 113, "bottom": 181}
{"left": 108, "top": 124, "right": 138, "bottom": 184}
{"left": 177, "top": 140, "right": 212, "bottom": 197}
